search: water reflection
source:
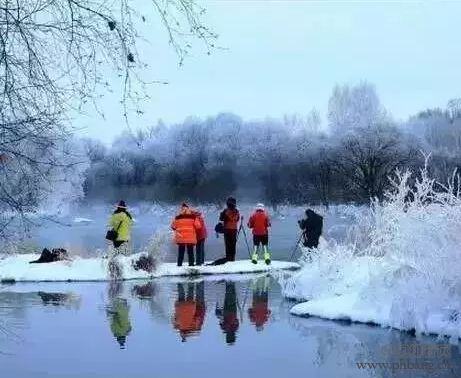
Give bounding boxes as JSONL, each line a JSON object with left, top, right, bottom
{"left": 247, "top": 276, "right": 271, "bottom": 332}
{"left": 173, "top": 281, "right": 206, "bottom": 342}
{"left": 215, "top": 281, "right": 240, "bottom": 345}
{"left": 132, "top": 282, "right": 155, "bottom": 298}
{"left": 37, "top": 292, "right": 81, "bottom": 309}
{"left": 106, "top": 282, "right": 132, "bottom": 349}
{"left": 2, "top": 279, "right": 461, "bottom": 378}
{"left": 289, "top": 315, "right": 461, "bottom": 377}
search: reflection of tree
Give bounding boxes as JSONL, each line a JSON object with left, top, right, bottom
{"left": 289, "top": 315, "right": 461, "bottom": 378}
{"left": 288, "top": 316, "right": 381, "bottom": 377}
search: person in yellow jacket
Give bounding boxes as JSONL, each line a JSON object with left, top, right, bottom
{"left": 108, "top": 200, "right": 133, "bottom": 255}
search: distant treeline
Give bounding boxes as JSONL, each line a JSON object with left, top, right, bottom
{"left": 82, "top": 82, "right": 461, "bottom": 207}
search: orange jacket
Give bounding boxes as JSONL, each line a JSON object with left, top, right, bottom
{"left": 173, "top": 301, "right": 197, "bottom": 334}
{"left": 194, "top": 212, "right": 208, "bottom": 241}
{"left": 247, "top": 210, "right": 271, "bottom": 236}
{"left": 171, "top": 208, "right": 201, "bottom": 245}
{"left": 220, "top": 208, "right": 240, "bottom": 230}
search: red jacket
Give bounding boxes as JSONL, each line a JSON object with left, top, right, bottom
{"left": 247, "top": 210, "right": 271, "bottom": 236}
{"left": 248, "top": 301, "right": 271, "bottom": 328}
{"left": 194, "top": 213, "right": 208, "bottom": 241}
{"left": 220, "top": 208, "right": 240, "bottom": 230}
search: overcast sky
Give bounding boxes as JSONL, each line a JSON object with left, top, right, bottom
{"left": 76, "top": 0, "right": 461, "bottom": 143}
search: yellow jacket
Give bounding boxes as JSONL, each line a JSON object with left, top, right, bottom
{"left": 108, "top": 212, "right": 133, "bottom": 241}
{"left": 110, "top": 300, "right": 132, "bottom": 338}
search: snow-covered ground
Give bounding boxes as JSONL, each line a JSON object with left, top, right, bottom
{"left": 0, "top": 252, "right": 299, "bottom": 282}
{"left": 280, "top": 159, "right": 461, "bottom": 341}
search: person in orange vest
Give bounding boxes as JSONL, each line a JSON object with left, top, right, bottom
{"left": 171, "top": 203, "right": 202, "bottom": 267}
{"left": 172, "top": 282, "right": 197, "bottom": 342}
{"left": 193, "top": 211, "right": 207, "bottom": 266}
{"left": 219, "top": 197, "right": 240, "bottom": 262}
{"left": 248, "top": 276, "right": 271, "bottom": 332}
{"left": 247, "top": 203, "right": 271, "bottom": 265}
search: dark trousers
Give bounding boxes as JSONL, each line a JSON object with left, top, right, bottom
{"left": 177, "top": 282, "right": 194, "bottom": 302}
{"left": 253, "top": 234, "right": 268, "bottom": 246}
{"left": 113, "top": 240, "right": 126, "bottom": 248}
{"left": 177, "top": 244, "right": 194, "bottom": 266}
{"left": 196, "top": 239, "right": 205, "bottom": 265}
{"left": 224, "top": 230, "right": 237, "bottom": 262}
{"left": 303, "top": 233, "right": 320, "bottom": 248}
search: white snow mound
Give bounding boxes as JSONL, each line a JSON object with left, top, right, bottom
{"left": 0, "top": 253, "right": 299, "bottom": 282}
{"left": 281, "top": 158, "right": 461, "bottom": 340}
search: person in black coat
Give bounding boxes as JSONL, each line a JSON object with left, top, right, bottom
{"left": 298, "top": 209, "right": 323, "bottom": 248}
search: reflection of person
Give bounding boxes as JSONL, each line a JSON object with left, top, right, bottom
{"left": 215, "top": 281, "right": 239, "bottom": 345}
{"left": 193, "top": 281, "right": 206, "bottom": 333}
{"left": 172, "top": 282, "right": 206, "bottom": 341}
{"left": 298, "top": 208, "right": 323, "bottom": 248}
{"left": 248, "top": 276, "right": 271, "bottom": 332}
{"left": 107, "top": 298, "right": 132, "bottom": 349}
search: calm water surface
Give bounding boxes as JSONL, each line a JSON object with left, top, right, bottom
{"left": 1, "top": 275, "right": 461, "bottom": 378}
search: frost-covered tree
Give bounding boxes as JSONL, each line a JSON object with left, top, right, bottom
{"left": 327, "top": 82, "right": 386, "bottom": 135}
{"left": 283, "top": 108, "right": 321, "bottom": 135}
{"left": 0, "top": 1, "right": 216, "bottom": 239}
{"left": 334, "top": 123, "right": 417, "bottom": 202}
{"left": 241, "top": 119, "right": 295, "bottom": 208}
{"left": 81, "top": 81, "right": 461, "bottom": 207}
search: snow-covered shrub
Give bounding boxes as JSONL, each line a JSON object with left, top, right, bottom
{"left": 281, "top": 154, "right": 461, "bottom": 338}
{"left": 131, "top": 228, "right": 171, "bottom": 273}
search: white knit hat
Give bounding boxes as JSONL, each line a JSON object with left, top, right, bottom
{"left": 256, "top": 203, "right": 265, "bottom": 210}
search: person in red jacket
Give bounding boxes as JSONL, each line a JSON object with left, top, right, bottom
{"left": 193, "top": 211, "right": 207, "bottom": 266}
{"left": 171, "top": 203, "right": 201, "bottom": 267}
{"left": 247, "top": 203, "right": 271, "bottom": 265}
{"left": 219, "top": 197, "right": 240, "bottom": 262}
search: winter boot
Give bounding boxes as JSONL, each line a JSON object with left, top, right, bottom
{"left": 252, "top": 246, "right": 258, "bottom": 264}
{"left": 263, "top": 246, "right": 271, "bottom": 265}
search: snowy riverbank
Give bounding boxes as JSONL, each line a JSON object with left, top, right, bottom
{"left": 281, "top": 160, "right": 461, "bottom": 340}
{"left": 0, "top": 253, "right": 299, "bottom": 282}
